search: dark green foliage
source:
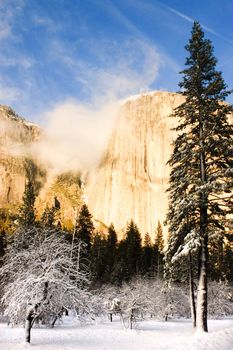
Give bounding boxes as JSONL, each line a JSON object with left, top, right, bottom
{"left": 104, "top": 224, "right": 117, "bottom": 281}
{"left": 90, "top": 232, "right": 107, "bottom": 283}
{"left": 41, "top": 197, "right": 61, "bottom": 228}
{"left": 222, "top": 242, "right": 233, "bottom": 282}
{"left": 124, "top": 220, "right": 142, "bottom": 279}
{"left": 24, "top": 158, "right": 46, "bottom": 196}
{"left": 166, "top": 22, "right": 232, "bottom": 252}
{"left": 154, "top": 222, "right": 165, "bottom": 278}
{"left": 208, "top": 231, "right": 224, "bottom": 281}
{"left": 110, "top": 238, "right": 128, "bottom": 285}
{"left": 0, "top": 208, "right": 16, "bottom": 235}
{"left": 19, "top": 179, "right": 36, "bottom": 228}
{"left": 141, "top": 233, "right": 154, "bottom": 276}
{"left": 74, "top": 204, "right": 94, "bottom": 254}
{"left": 18, "top": 159, "right": 46, "bottom": 228}
{"left": 18, "top": 159, "right": 43, "bottom": 228}
{"left": 155, "top": 221, "right": 164, "bottom": 253}
{"left": 0, "top": 232, "right": 6, "bottom": 263}
{"left": 41, "top": 205, "right": 56, "bottom": 228}
{"left": 165, "top": 21, "right": 233, "bottom": 331}
{"left": 106, "top": 222, "right": 142, "bottom": 285}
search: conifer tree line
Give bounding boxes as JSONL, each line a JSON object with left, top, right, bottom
{"left": 0, "top": 153, "right": 232, "bottom": 289}
{"left": 0, "top": 170, "right": 166, "bottom": 286}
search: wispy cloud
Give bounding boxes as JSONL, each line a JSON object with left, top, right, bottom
{"left": 33, "top": 0, "right": 162, "bottom": 173}
{"left": 0, "top": 0, "right": 25, "bottom": 40}
{"left": 106, "top": 0, "right": 181, "bottom": 74}
{"left": 0, "top": 24, "right": 11, "bottom": 39}
{"left": 0, "top": 85, "right": 21, "bottom": 102}
{"left": 166, "top": 5, "right": 233, "bottom": 45}
{"left": 95, "top": 0, "right": 145, "bottom": 40}
{"left": 32, "top": 14, "right": 60, "bottom": 32}
{"left": 47, "top": 0, "right": 183, "bottom": 100}
{"left": 0, "top": 53, "right": 33, "bottom": 68}
{"left": 49, "top": 36, "right": 160, "bottom": 102}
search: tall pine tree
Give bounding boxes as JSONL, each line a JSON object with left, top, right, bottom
{"left": 124, "top": 220, "right": 142, "bottom": 279}
{"left": 155, "top": 221, "right": 164, "bottom": 279}
{"left": 74, "top": 204, "right": 94, "bottom": 254}
{"left": 19, "top": 180, "right": 36, "bottom": 228}
{"left": 165, "top": 22, "right": 233, "bottom": 332}
{"left": 90, "top": 232, "right": 107, "bottom": 283}
{"left": 105, "top": 224, "right": 117, "bottom": 282}
{"left": 141, "top": 233, "right": 154, "bottom": 276}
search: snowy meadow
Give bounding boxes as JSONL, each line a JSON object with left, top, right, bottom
{"left": 1, "top": 315, "right": 233, "bottom": 350}
{"left": 1, "top": 277, "right": 233, "bottom": 349}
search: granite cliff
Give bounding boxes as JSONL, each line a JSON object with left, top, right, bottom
{"left": 1, "top": 92, "right": 231, "bottom": 237}
{"left": 0, "top": 105, "right": 40, "bottom": 207}
{"left": 87, "top": 91, "right": 185, "bottom": 237}
{"left": 0, "top": 105, "right": 84, "bottom": 225}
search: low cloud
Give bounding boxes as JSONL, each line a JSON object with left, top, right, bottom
{"left": 33, "top": 38, "right": 161, "bottom": 175}
{"left": 32, "top": 100, "right": 120, "bottom": 174}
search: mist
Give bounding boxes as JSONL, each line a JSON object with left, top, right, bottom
{"left": 31, "top": 38, "right": 161, "bottom": 175}
{"left": 32, "top": 100, "right": 120, "bottom": 174}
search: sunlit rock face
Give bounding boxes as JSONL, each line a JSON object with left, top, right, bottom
{"left": 87, "top": 91, "right": 185, "bottom": 238}
{"left": 0, "top": 105, "right": 40, "bottom": 206}
{"left": 0, "top": 106, "right": 84, "bottom": 226}
{"left": 1, "top": 93, "right": 231, "bottom": 236}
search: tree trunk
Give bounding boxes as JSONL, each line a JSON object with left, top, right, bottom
{"left": 130, "top": 310, "right": 133, "bottom": 329}
{"left": 196, "top": 234, "right": 208, "bottom": 332}
{"left": 51, "top": 316, "right": 57, "bottom": 328}
{"left": 196, "top": 114, "right": 208, "bottom": 332}
{"left": 157, "top": 254, "right": 160, "bottom": 279}
{"left": 25, "top": 305, "right": 35, "bottom": 343}
{"left": 43, "top": 281, "right": 49, "bottom": 301}
{"left": 189, "top": 252, "right": 196, "bottom": 328}
{"left": 109, "top": 313, "right": 113, "bottom": 322}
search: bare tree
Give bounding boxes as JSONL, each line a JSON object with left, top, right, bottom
{"left": 0, "top": 227, "right": 90, "bottom": 343}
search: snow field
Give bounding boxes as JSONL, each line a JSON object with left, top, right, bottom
{"left": 1, "top": 316, "right": 233, "bottom": 350}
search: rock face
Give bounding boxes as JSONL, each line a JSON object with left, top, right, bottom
{"left": 35, "top": 172, "right": 84, "bottom": 229}
{"left": 0, "top": 106, "right": 40, "bottom": 207}
{"left": 1, "top": 93, "right": 231, "bottom": 237}
{"left": 87, "top": 91, "right": 185, "bottom": 237}
{"left": 0, "top": 106, "right": 84, "bottom": 227}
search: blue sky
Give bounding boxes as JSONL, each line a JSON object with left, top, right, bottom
{"left": 0, "top": 0, "right": 233, "bottom": 124}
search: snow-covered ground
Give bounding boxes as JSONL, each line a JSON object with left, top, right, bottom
{"left": 1, "top": 316, "right": 233, "bottom": 350}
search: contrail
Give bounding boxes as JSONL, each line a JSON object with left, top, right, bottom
{"left": 167, "top": 5, "right": 233, "bottom": 45}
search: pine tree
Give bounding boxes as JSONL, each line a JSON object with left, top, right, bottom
{"left": 222, "top": 241, "right": 233, "bottom": 282}
{"left": 41, "top": 205, "right": 55, "bottom": 227}
{"left": 0, "top": 231, "right": 6, "bottom": 263}
{"left": 155, "top": 221, "right": 164, "bottom": 253}
{"left": 110, "top": 238, "right": 127, "bottom": 285}
{"left": 90, "top": 232, "right": 107, "bottom": 283}
{"left": 165, "top": 22, "right": 233, "bottom": 332}
{"left": 41, "top": 197, "right": 61, "bottom": 228}
{"left": 208, "top": 230, "right": 224, "bottom": 281}
{"left": 19, "top": 179, "right": 36, "bottom": 228}
{"left": 105, "top": 224, "right": 117, "bottom": 281}
{"left": 74, "top": 204, "right": 94, "bottom": 254}
{"left": 155, "top": 221, "right": 165, "bottom": 279}
{"left": 124, "top": 220, "right": 142, "bottom": 279}
{"left": 141, "top": 233, "right": 154, "bottom": 276}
